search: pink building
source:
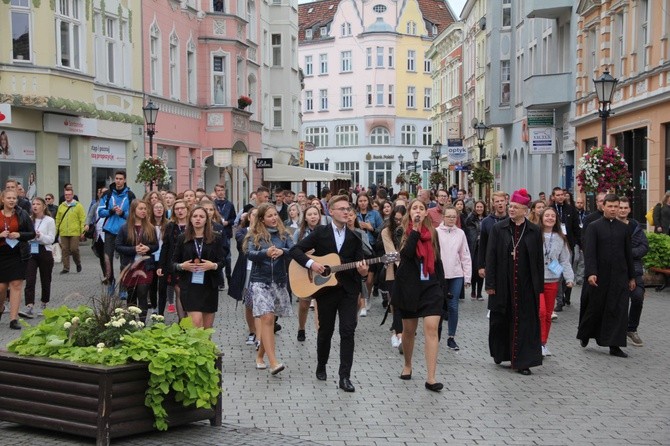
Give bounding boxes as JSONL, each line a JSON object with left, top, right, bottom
{"left": 141, "top": 1, "right": 263, "bottom": 206}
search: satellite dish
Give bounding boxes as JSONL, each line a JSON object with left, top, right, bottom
{"left": 471, "top": 118, "right": 479, "bottom": 128}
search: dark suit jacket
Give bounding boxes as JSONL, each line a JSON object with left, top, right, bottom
{"left": 551, "top": 203, "right": 581, "bottom": 248}
{"left": 289, "top": 224, "right": 364, "bottom": 296}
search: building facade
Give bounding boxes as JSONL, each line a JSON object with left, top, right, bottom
{"left": 1, "top": 0, "right": 144, "bottom": 205}
{"left": 298, "top": 0, "right": 455, "bottom": 195}
{"left": 573, "top": 0, "right": 670, "bottom": 223}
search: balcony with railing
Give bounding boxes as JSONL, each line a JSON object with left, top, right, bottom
{"left": 523, "top": 72, "right": 572, "bottom": 109}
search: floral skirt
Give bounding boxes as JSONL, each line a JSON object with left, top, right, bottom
{"left": 248, "top": 281, "right": 293, "bottom": 318}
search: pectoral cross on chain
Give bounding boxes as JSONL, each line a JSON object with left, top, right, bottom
{"left": 511, "top": 249, "right": 516, "bottom": 261}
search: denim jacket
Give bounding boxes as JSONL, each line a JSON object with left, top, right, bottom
{"left": 246, "top": 229, "right": 294, "bottom": 284}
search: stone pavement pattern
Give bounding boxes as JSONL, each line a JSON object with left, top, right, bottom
{"left": 1, "top": 248, "right": 669, "bottom": 445}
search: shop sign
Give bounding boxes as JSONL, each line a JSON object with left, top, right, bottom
{"left": 90, "top": 139, "right": 126, "bottom": 167}
{"left": 255, "top": 158, "right": 273, "bottom": 169}
{"left": 527, "top": 110, "right": 554, "bottom": 127}
{"left": 0, "top": 129, "right": 36, "bottom": 161}
{"left": 446, "top": 139, "right": 467, "bottom": 163}
{"left": 529, "top": 127, "right": 555, "bottom": 155}
{"left": 44, "top": 113, "right": 97, "bottom": 136}
{"left": 0, "top": 104, "right": 11, "bottom": 124}
{"left": 213, "top": 149, "right": 231, "bottom": 167}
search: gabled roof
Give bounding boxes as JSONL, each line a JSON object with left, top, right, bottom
{"left": 416, "top": 0, "right": 456, "bottom": 35}
{"left": 298, "top": 0, "right": 341, "bottom": 42}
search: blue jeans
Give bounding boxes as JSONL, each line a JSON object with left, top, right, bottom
{"left": 444, "top": 277, "right": 464, "bottom": 337}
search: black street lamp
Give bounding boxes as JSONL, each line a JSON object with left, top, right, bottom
{"left": 324, "top": 157, "right": 330, "bottom": 171}
{"left": 412, "top": 148, "right": 419, "bottom": 172}
{"left": 593, "top": 71, "right": 618, "bottom": 146}
{"left": 431, "top": 140, "right": 442, "bottom": 173}
{"left": 474, "top": 121, "right": 489, "bottom": 200}
{"left": 142, "top": 100, "right": 159, "bottom": 158}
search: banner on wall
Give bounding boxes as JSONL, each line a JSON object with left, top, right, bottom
{"left": 529, "top": 127, "right": 555, "bottom": 155}
{"left": 0, "top": 104, "right": 11, "bottom": 124}
{"left": 446, "top": 139, "right": 467, "bottom": 163}
{"left": 0, "top": 129, "right": 36, "bottom": 161}
{"left": 44, "top": 113, "right": 97, "bottom": 136}
{"left": 90, "top": 139, "right": 127, "bottom": 167}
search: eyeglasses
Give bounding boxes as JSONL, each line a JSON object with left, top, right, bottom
{"left": 45, "top": 197, "right": 53, "bottom": 201}
{"left": 332, "top": 207, "right": 352, "bottom": 212}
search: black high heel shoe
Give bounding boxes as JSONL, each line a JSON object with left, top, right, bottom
{"left": 425, "top": 382, "right": 444, "bottom": 392}
{"left": 399, "top": 372, "right": 412, "bottom": 380}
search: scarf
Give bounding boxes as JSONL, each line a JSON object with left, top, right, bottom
{"left": 406, "top": 222, "right": 435, "bottom": 276}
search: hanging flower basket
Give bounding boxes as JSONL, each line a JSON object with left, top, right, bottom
{"left": 237, "top": 95, "right": 252, "bottom": 109}
{"left": 136, "top": 157, "right": 171, "bottom": 186}
{"left": 471, "top": 166, "right": 493, "bottom": 185}
{"left": 429, "top": 172, "right": 446, "bottom": 189}
{"left": 576, "top": 146, "right": 632, "bottom": 194}
{"left": 395, "top": 173, "right": 407, "bottom": 185}
{"left": 408, "top": 172, "right": 422, "bottom": 185}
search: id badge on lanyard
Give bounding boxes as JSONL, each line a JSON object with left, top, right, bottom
{"left": 419, "top": 261, "right": 429, "bottom": 281}
{"left": 191, "top": 240, "right": 205, "bottom": 284}
{"left": 30, "top": 241, "right": 39, "bottom": 254}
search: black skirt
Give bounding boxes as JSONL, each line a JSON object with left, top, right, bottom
{"left": 180, "top": 282, "right": 219, "bottom": 313}
{"left": 399, "top": 282, "right": 444, "bottom": 319}
{"left": 0, "top": 244, "right": 26, "bottom": 282}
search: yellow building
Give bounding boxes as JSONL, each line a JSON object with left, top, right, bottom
{"left": 573, "top": 0, "right": 670, "bottom": 222}
{"left": 1, "top": 0, "right": 144, "bottom": 203}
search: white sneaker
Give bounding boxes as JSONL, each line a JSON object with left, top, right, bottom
{"left": 486, "top": 310, "right": 490, "bottom": 319}
{"left": 365, "top": 298, "right": 371, "bottom": 310}
{"left": 551, "top": 312, "right": 558, "bottom": 321}
{"left": 544, "top": 345, "right": 552, "bottom": 356}
{"left": 391, "top": 334, "right": 400, "bottom": 348}
{"left": 359, "top": 308, "right": 367, "bottom": 317}
{"left": 309, "top": 299, "right": 315, "bottom": 309}
{"left": 245, "top": 333, "right": 256, "bottom": 345}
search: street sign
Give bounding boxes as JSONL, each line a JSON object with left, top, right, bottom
{"left": 255, "top": 158, "right": 273, "bottom": 168}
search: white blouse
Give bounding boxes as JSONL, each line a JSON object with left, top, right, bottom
{"left": 33, "top": 216, "right": 57, "bottom": 251}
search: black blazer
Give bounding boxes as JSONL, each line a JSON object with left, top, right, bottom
{"left": 289, "top": 224, "right": 364, "bottom": 296}
{"left": 172, "top": 233, "right": 226, "bottom": 289}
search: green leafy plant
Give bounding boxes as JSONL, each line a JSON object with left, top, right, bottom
{"left": 576, "top": 145, "right": 632, "bottom": 194}
{"left": 643, "top": 233, "right": 670, "bottom": 270}
{"left": 408, "top": 172, "right": 422, "bottom": 185}
{"left": 429, "top": 171, "right": 446, "bottom": 189}
{"left": 136, "top": 157, "right": 171, "bottom": 186}
{"left": 471, "top": 166, "right": 493, "bottom": 184}
{"left": 7, "top": 304, "right": 220, "bottom": 431}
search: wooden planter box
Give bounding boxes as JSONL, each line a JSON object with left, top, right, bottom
{"left": 0, "top": 351, "right": 222, "bottom": 446}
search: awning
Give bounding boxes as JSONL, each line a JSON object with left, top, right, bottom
{"left": 263, "top": 164, "right": 350, "bottom": 182}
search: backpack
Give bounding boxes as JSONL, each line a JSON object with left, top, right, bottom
{"left": 646, "top": 203, "right": 661, "bottom": 226}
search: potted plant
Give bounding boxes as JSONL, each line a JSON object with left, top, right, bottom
{"left": 136, "top": 157, "right": 171, "bottom": 187}
{"left": 471, "top": 166, "right": 493, "bottom": 185}
{"left": 642, "top": 233, "right": 670, "bottom": 288}
{"left": 576, "top": 145, "right": 632, "bottom": 194}
{"left": 395, "top": 173, "right": 407, "bottom": 186}
{"left": 408, "top": 172, "right": 422, "bottom": 186}
{"left": 429, "top": 172, "right": 446, "bottom": 189}
{"left": 237, "top": 95, "right": 252, "bottom": 109}
{"left": 0, "top": 295, "right": 222, "bottom": 445}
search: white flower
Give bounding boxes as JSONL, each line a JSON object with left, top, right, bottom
{"left": 86, "top": 318, "right": 93, "bottom": 323}
{"left": 119, "top": 336, "right": 125, "bottom": 341}
{"left": 117, "top": 318, "right": 127, "bottom": 325}
{"left": 111, "top": 320, "right": 123, "bottom": 328}
{"left": 104, "top": 322, "right": 111, "bottom": 327}
{"left": 71, "top": 316, "right": 80, "bottom": 324}
{"left": 150, "top": 314, "right": 164, "bottom": 322}
{"left": 96, "top": 342, "right": 105, "bottom": 348}
{"left": 97, "top": 347, "right": 104, "bottom": 353}
{"left": 128, "top": 320, "right": 138, "bottom": 326}
{"left": 63, "top": 322, "right": 72, "bottom": 329}
{"left": 115, "top": 308, "right": 125, "bottom": 314}
{"left": 127, "top": 306, "right": 142, "bottom": 315}
{"left": 137, "top": 321, "right": 145, "bottom": 328}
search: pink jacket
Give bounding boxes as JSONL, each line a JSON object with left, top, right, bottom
{"left": 436, "top": 223, "right": 472, "bottom": 282}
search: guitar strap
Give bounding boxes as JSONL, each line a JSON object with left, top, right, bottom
{"left": 380, "top": 301, "right": 391, "bottom": 326}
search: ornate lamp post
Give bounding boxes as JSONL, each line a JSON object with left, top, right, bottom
{"left": 431, "top": 140, "right": 442, "bottom": 173}
{"left": 474, "top": 121, "right": 488, "bottom": 200}
{"left": 142, "top": 100, "right": 159, "bottom": 158}
{"left": 593, "top": 71, "right": 618, "bottom": 146}
{"left": 324, "top": 157, "right": 330, "bottom": 171}
{"left": 412, "top": 149, "right": 420, "bottom": 195}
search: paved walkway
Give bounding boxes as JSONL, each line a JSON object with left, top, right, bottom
{"left": 1, "top": 247, "right": 669, "bottom": 445}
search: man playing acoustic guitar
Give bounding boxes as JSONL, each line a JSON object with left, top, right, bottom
{"left": 289, "top": 195, "right": 368, "bottom": 392}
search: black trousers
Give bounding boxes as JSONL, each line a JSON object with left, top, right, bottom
{"left": 315, "top": 287, "right": 358, "bottom": 379}
{"left": 24, "top": 247, "right": 54, "bottom": 305}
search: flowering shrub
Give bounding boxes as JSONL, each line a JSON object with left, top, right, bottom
{"left": 471, "top": 166, "right": 493, "bottom": 184}
{"left": 395, "top": 173, "right": 407, "bottom": 185}
{"left": 429, "top": 172, "right": 447, "bottom": 189}
{"left": 136, "top": 157, "right": 171, "bottom": 186}
{"left": 408, "top": 172, "right": 422, "bottom": 185}
{"left": 8, "top": 302, "right": 219, "bottom": 431}
{"left": 576, "top": 146, "right": 632, "bottom": 194}
{"left": 237, "top": 95, "right": 253, "bottom": 108}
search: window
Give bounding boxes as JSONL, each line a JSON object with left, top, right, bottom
{"left": 376, "top": 84, "right": 384, "bottom": 105}
{"left": 320, "top": 26, "right": 328, "bottom": 37}
{"left": 305, "top": 90, "right": 313, "bottom": 112}
{"left": 341, "top": 87, "right": 353, "bottom": 109}
{"left": 272, "top": 33, "right": 281, "bottom": 66}
{"left": 366, "top": 48, "right": 372, "bottom": 68}
{"left": 335, "top": 162, "right": 360, "bottom": 185}
{"left": 407, "top": 86, "right": 416, "bottom": 108}
{"left": 406, "top": 21, "right": 417, "bottom": 35}
{"left": 388, "top": 85, "right": 394, "bottom": 105}
{"left": 341, "top": 22, "right": 351, "bottom": 36}
{"left": 407, "top": 50, "right": 415, "bottom": 71}
{"left": 613, "top": 13, "right": 625, "bottom": 77}
{"left": 335, "top": 125, "right": 358, "bottom": 146}
{"left": 272, "top": 96, "right": 282, "bottom": 128}
{"left": 212, "top": 54, "right": 227, "bottom": 105}
{"left": 424, "top": 59, "right": 431, "bottom": 73}
{"left": 424, "top": 88, "right": 432, "bottom": 109}
{"left": 150, "top": 23, "right": 161, "bottom": 92}
{"left": 304, "top": 55, "right": 313, "bottom": 75}
{"left": 376, "top": 47, "right": 384, "bottom": 67}
{"left": 291, "top": 36, "right": 296, "bottom": 68}
{"left": 169, "top": 33, "right": 179, "bottom": 99}
{"left": 341, "top": 50, "right": 352, "bottom": 72}
{"left": 515, "top": 53, "right": 523, "bottom": 104}
{"left": 639, "top": 0, "right": 649, "bottom": 69}
{"left": 56, "top": 0, "right": 82, "bottom": 69}
{"left": 305, "top": 29, "right": 313, "bottom": 40}
{"left": 373, "top": 4, "right": 386, "bottom": 13}
{"left": 187, "top": 41, "right": 196, "bottom": 103}
{"left": 212, "top": 0, "right": 224, "bottom": 12}
{"left": 368, "top": 161, "right": 393, "bottom": 187}
{"left": 247, "top": 0, "right": 256, "bottom": 42}
{"left": 370, "top": 127, "right": 390, "bottom": 145}
{"left": 401, "top": 125, "right": 416, "bottom": 145}
{"left": 502, "top": 0, "right": 511, "bottom": 27}
{"left": 529, "top": 43, "right": 536, "bottom": 77}
{"left": 11, "top": 0, "right": 32, "bottom": 62}
{"left": 319, "top": 89, "right": 328, "bottom": 110}
{"left": 542, "top": 33, "right": 551, "bottom": 75}
{"left": 319, "top": 53, "right": 328, "bottom": 74}
{"left": 388, "top": 47, "right": 394, "bottom": 68}
{"left": 422, "top": 126, "right": 432, "bottom": 146}
{"left": 501, "top": 60, "right": 510, "bottom": 104}
{"left": 305, "top": 126, "right": 328, "bottom": 147}
{"left": 366, "top": 85, "right": 373, "bottom": 106}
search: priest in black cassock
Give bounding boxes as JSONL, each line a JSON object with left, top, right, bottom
{"left": 485, "top": 188, "right": 544, "bottom": 375}
{"left": 577, "top": 194, "right": 635, "bottom": 358}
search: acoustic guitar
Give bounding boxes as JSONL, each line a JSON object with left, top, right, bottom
{"left": 289, "top": 252, "right": 399, "bottom": 298}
